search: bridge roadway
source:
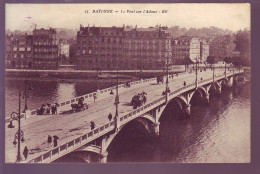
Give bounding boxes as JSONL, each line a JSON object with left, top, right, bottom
{"left": 5, "top": 69, "right": 227, "bottom": 163}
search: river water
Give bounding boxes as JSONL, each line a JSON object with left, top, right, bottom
{"left": 5, "top": 75, "right": 250, "bottom": 163}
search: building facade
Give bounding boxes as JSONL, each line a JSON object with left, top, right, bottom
{"left": 189, "top": 37, "right": 200, "bottom": 62}
{"left": 32, "top": 28, "right": 59, "bottom": 69}
{"left": 74, "top": 25, "right": 172, "bottom": 70}
{"left": 172, "top": 36, "right": 200, "bottom": 64}
{"left": 5, "top": 34, "right": 33, "bottom": 69}
{"left": 171, "top": 36, "right": 190, "bottom": 65}
{"left": 200, "top": 40, "right": 209, "bottom": 62}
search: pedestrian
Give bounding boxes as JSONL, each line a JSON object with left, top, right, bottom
{"left": 51, "top": 105, "right": 55, "bottom": 115}
{"left": 110, "top": 90, "right": 114, "bottom": 95}
{"left": 201, "top": 77, "right": 203, "bottom": 81}
{"left": 90, "top": 121, "right": 95, "bottom": 130}
{"left": 54, "top": 103, "right": 58, "bottom": 114}
{"left": 108, "top": 113, "right": 112, "bottom": 121}
{"left": 23, "top": 146, "right": 28, "bottom": 160}
{"left": 183, "top": 81, "right": 186, "bottom": 86}
{"left": 53, "top": 138, "right": 58, "bottom": 147}
{"left": 47, "top": 135, "right": 52, "bottom": 146}
{"left": 53, "top": 135, "right": 59, "bottom": 147}
{"left": 93, "top": 93, "right": 97, "bottom": 102}
{"left": 46, "top": 103, "right": 51, "bottom": 114}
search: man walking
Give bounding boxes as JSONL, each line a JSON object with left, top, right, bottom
{"left": 108, "top": 113, "right": 112, "bottom": 121}
{"left": 47, "top": 135, "right": 52, "bottom": 146}
{"left": 23, "top": 146, "right": 29, "bottom": 160}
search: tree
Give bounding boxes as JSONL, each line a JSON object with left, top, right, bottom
{"left": 224, "top": 57, "right": 232, "bottom": 64}
{"left": 206, "top": 56, "right": 217, "bottom": 65}
{"left": 234, "top": 29, "right": 250, "bottom": 66}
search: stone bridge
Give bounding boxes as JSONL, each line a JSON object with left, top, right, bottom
{"left": 6, "top": 69, "right": 243, "bottom": 163}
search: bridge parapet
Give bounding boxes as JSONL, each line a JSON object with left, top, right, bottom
{"left": 26, "top": 120, "right": 116, "bottom": 163}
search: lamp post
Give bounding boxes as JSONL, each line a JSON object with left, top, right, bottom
{"left": 24, "top": 70, "right": 28, "bottom": 110}
{"left": 23, "top": 68, "right": 33, "bottom": 118}
{"left": 195, "top": 57, "right": 199, "bottom": 88}
{"left": 8, "top": 85, "right": 25, "bottom": 162}
{"left": 139, "top": 42, "right": 143, "bottom": 81}
{"left": 213, "top": 63, "right": 215, "bottom": 82}
{"left": 165, "top": 52, "right": 169, "bottom": 92}
{"left": 114, "top": 63, "right": 120, "bottom": 132}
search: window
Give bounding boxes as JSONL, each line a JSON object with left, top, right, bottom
{"left": 19, "top": 47, "right": 25, "bottom": 51}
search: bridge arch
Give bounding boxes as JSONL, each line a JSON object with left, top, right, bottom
{"left": 189, "top": 87, "right": 208, "bottom": 105}
{"left": 158, "top": 96, "right": 189, "bottom": 122}
{"left": 52, "top": 150, "right": 99, "bottom": 163}
{"left": 106, "top": 117, "right": 157, "bottom": 162}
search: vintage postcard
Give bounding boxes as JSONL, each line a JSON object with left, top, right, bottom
{"left": 5, "top": 3, "right": 250, "bottom": 163}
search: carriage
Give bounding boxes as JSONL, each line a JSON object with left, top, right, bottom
{"left": 131, "top": 92, "right": 147, "bottom": 109}
{"left": 71, "top": 97, "right": 89, "bottom": 112}
{"left": 124, "top": 81, "right": 131, "bottom": 88}
{"left": 157, "top": 76, "right": 164, "bottom": 84}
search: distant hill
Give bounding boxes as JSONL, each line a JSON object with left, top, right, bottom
{"left": 56, "top": 28, "right": 77, "bottom": 40}
{"left": 6, "top": 26, "right": 233, "bottom": 40}
{"left": 6, "top": 28, "right": 77, "bottom": 40}
{"left": 167, "top": 26, "right": 233, "bottom": 39}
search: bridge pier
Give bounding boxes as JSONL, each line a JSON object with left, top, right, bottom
{"left": 154, "top": 122, "right": 160, "bottom": 136}
{"left": 184, "top": 104, "right": 191, "bottom": 116}
{"left": 216, "top": 86, "right": 222, "bottom": 94}
{"left": 100, "top": 151, "right": 108, "bottom": 163}
{"left": 205, "top": 93, "right": 210, "bottom": 104}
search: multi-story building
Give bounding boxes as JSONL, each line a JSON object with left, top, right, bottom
{"left": 209, "top": 35, "right": 236, "bottom": 60}
{"left": 172, "top": 36, "right": 200, "bottom": 64}
{"left": 74, "top": 25, "right": 124, "bottom": 70}
{"left": 32, "top": 28, "right": 59, "bottom": 69}
{"left": 200, "top": 40, "right": 209, "bottom": 62}
{"left": 123, "top": 26, "right": 172, "bottom": 70}
{"left": 59, "top": 43, "right": 70, "bottom": 58}
{"left": 189, "top": 37, "right": 200, "bottom": 62}
{"left": 5, "top": 33, "right": 33, "bottom": 69}
{"left": 74, "top": 25, "right": 172, "bottom": 70}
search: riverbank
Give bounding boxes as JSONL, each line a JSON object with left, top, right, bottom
{"left": 5, "top": 69, "right": 185, "bottom": 79}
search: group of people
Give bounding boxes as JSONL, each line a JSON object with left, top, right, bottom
{"left": 47, "top": 135, "right": 59, "bottom": 148}
{"left": 37, "top": 103, "right": 57, "bottom": 115}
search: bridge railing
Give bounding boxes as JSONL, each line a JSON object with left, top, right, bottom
{"left": 26, "top": 69, "right": 242, "bottom": 163}
{"left": 27, "top": 119, "right": 116, "bottom": 163}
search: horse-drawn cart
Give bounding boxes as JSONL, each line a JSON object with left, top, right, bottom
{"left": 71, "top": 97, "right": 89, "bottom": 112}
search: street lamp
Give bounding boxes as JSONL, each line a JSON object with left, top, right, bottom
{"left": 139, "top": 42, "right": 143, "bottom": 81}
{"left": 165, "top": 52, "right": 169, "bottom": 92}
{"left": 7, "top": 86, "right": 25, "bottom": 162}
{"left": 195, "top": 57, "right": 199, "bottom": 88}
{"left": 23, "top": 69, "right": 33, "bottom": 118}
{"left": 114, "top": 63, "right": 120, "bottom": 132}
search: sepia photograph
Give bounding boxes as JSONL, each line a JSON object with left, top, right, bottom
{"left": 4, "top": 3, "right": 250, "bottom": 163}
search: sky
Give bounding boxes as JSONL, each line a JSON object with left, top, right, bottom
{"left": 5, "top": 3, "right": 250, "bottom": 32}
